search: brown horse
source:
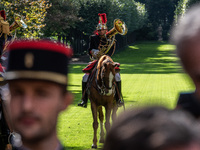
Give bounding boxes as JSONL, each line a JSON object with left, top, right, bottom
{"left": 87, "top": 55, "right": 119, "bottom": 148}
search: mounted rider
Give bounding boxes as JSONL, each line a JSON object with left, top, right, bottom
{"left": 78, "top": 13, "right": 127, "bottom": 108}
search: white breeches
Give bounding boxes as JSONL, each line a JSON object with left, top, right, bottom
{"left": 82, "top": 73, "right": 90, "bottom": 82}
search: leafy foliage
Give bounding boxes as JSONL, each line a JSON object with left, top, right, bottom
{"left": 1, "top": 0, "right": 188, "bottom": 42}
{"left": 174, "top": 0, "right": 200, "bottom": 23}
{"left": 42, "top": 0, "right": 80, "bottom": 38}
{"left": 0, "top": 0, "right": 51, "bottom": 38}
{"left": 75, "top": 0, "right": 147, "bottom": 35}
{"left": 135, "top": 0, "right": 179, "bottom": 40}
{"left": 75, "top": 0, "right": 117, "bottom": 35}
{"left": 118, "top": 0, "right": 147, "bottom": 33}
{"left": 174, "top": 0, "right": 189, "bottom": 23}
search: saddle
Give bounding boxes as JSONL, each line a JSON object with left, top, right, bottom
{"left": 82, "top": 59, "right": 120, "bottom": 74}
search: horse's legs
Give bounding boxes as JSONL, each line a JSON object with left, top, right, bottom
{"left": 105, "top": 104, "right": 112, "bottom": 133}
{"left": 91, "top": 102, "right": 98, "bottom": 148}
{"left": 112, "top": 105, "right": 118, "bottom": 121}
{"left": 98, "top": 106, "right": 105, "bottom": 143}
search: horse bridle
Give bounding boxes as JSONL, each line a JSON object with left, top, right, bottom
{"left": 95, "top": 60, "right": 115, "bottom": 95}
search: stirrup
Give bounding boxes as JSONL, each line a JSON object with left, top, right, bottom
{"left": 78, "top": 100, "right": 87, "bottom": 108}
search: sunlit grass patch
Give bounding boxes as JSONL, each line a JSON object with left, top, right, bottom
{"left": 113, "top": 41, "right": 178, "bottom": 63}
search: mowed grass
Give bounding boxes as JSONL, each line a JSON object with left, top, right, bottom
{"left": 57, "top": 41, "right": 195, "bottom": 150}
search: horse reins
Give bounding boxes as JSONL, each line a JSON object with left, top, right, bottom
{"left": 95, "top": 60, "right": 115, "bottom": 95}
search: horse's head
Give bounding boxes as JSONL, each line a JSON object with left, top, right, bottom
{"left": 97, "top": 55, "right": 118, "bottom": 95}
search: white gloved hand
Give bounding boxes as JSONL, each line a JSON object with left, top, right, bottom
{"left": 91, "top": 49, "right": 100, "bottom": 59}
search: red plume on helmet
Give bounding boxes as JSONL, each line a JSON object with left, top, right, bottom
{"left": 96, "top": 13, "right": 108, "bottom": 30}
{"left": 98, "top": 13, "right": 107, "bottom": 24}
{"left": 0, "top": 10, "right": 6, "bottom": 21}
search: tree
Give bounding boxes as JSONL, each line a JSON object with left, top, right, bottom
{"left": 135, "top": 0, "right": 179, "bottom": 40}
{"left": 67, "top": 0, "right": 147, "bottom": 55}
{"left": 174, "top": 0, "right": 189, "bottom": 23}
{"left": 76, "top": 0, "right": 114, "bottom": 35}
{"left": 118, "top": 0, "right": 147, "bottom": 33}
{"left": 42, "top": 0, "right": 80, "bottom": 43}
{"left": 174, "top": 0, "right": 200, "bottom": 23}
{"left": 76, "top": 0, "right": 147, "bottom": 35}
{"left": 0, "top": 0, "right": 51, "bottom": 38}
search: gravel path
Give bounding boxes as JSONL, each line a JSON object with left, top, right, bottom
{"left": 69, "top": 55, "right": 90, "bottom": 64}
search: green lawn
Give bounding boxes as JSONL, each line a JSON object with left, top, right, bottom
{"left": 57, "top": 41, "right": 195, "bottom": 150}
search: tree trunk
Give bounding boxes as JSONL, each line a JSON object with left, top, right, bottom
{"left": 58, "top": 35, "right": 61, "bottom": 42}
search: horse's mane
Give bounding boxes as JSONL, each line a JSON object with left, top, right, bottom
{"left": 97, "top": 55, "right": 113, "bottom": 69}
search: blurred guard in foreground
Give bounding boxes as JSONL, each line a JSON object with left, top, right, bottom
{"left": 103, "top": 106, "right": 200, "bottom": 150}
{"left": 5, "top": 40, "right": 73, "bottom": 150}
{"left": 171, "top": 4, "right": 200, "bottom": 119}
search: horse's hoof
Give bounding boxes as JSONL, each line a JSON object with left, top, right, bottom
{"left": 92, "top": 144, "right": 97, "bottom": 149}
{"left": 77, "top": 102, "right": 87, "bottom": 108}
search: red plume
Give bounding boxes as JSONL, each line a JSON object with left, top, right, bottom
{"left": 98, "top": 13, "right": 107, "bottom": 24}
{"left": 0, "top": 10, "right": 6, "bottom": 21}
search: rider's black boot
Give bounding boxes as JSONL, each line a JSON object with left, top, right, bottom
{"left": 115, "top": 81, "right": 124, "bottom": 107}
{"left": 78, "top": 81, "right": 88, "bottom": 108}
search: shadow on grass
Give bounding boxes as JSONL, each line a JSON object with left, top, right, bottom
{"left": 69, "top": 64, "right": 86, "bottom": 74}
{"left": 68, "top": 89, "right": 82, "bottom": 104}
{"left": 113, "top": 41, "right": 178, "bottom": 64}
{"left": 68, "top": 41, "right": 183, "bottom": 107}
{"left": 113, "top": 42, "right": 182, "bottom": 74}
{"left": 69, "top": 42, "right": 182, "bottom": 74}
{"left": 120, "top": 62, "right": 183, "bottom": 74}
{"left": 69, "top": 62, "right": 183, "bottom": 74}
{"left": 64, "top": 143, "right": 104, "bottom": 150}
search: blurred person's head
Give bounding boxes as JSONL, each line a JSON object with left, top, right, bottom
{"left": 171, "top": 4, "right": 200, "bottom": 98}
{"left": 5, "top": 40, "right": 73, "bottom": 149}
{"left": 103, "top": 106, "right": 200, "bottom": 150}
